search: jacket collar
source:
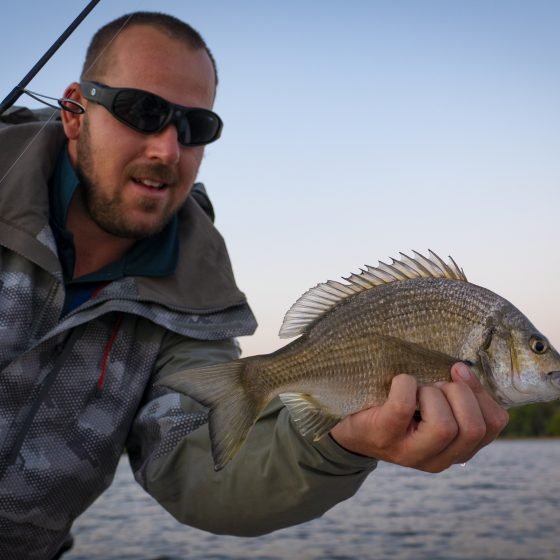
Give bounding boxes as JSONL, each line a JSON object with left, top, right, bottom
{"left": 0, "top": 122, "right": 252, "bottom": 314}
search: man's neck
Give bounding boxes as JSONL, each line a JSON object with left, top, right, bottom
{"left": 66, "top": 194, "right": 136, "bottom": 279}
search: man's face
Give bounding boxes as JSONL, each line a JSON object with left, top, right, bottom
{"left": 72, "top": 26, "right": 216, "bottom": 239}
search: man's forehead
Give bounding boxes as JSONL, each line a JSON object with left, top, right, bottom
{"left": 89, "top": 27, "right": 215, "bottom": 107}
{"left": 104, "top": 25, "right": 187, "bottom": 64}
{"left": 92, "top": 25, "right": 214, "bottom": 86}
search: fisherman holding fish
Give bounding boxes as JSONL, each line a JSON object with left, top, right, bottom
{"left": 4, "top": 9, "right": 557, "bottom": 560}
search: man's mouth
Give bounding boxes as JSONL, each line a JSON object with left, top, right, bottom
{"left": 133, "top": 177, "right": 167, "bottom": 190}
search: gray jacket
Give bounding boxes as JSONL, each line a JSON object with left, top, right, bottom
{"left": 0, "top": 121, "right": 376, "bottom": 559}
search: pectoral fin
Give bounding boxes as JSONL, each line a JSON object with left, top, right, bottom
{"left": 374, "top": 335, "right": 458, "bottom": 386}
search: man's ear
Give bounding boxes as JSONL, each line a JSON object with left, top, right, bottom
{"left": 60, "top": 82, "right": 85, "bottom": 140}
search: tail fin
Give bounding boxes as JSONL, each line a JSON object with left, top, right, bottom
{"left": 158, "top": 360, "right": 264, "bottom": 470}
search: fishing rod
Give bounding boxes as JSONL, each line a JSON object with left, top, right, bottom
{"left": 0, "top": 0, "right": 102, "bottom": 117}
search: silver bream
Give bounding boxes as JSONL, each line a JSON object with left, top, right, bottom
{"left": 160, "top": 251, "right": 560, "bottom": 470}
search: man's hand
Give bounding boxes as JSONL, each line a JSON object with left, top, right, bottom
{"left": 330, "top": 363, "right": 509, "bottom": 473}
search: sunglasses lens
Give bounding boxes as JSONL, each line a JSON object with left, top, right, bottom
{"left": 96, "top": 84, "right": 222, "bottom": 146}
{"left": 182, "top": 110, "right": 221, "bottom": 145}
{"left": 113, "top": 90, "right": 169, "bottom": 132}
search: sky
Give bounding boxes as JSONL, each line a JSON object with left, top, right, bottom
{"left": 1, "top": 0, "right": 559, "bottom": 357}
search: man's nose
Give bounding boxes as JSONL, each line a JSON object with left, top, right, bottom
{"left": 145, "top": 124, "right": 181, "bottom": 165}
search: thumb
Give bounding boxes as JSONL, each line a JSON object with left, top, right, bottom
{"left": 450, "top": 362, "right": 484, "bottom": 393}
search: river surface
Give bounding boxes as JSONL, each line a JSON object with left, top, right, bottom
{"left": 65, "top": 440, "right": 560, "bottom": 560}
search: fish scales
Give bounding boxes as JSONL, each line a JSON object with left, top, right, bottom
{"left": 159, "top": 251, "right": 560, "bottom": 470}
{"left": 294, "top": 279, "right": 487, "bottom": 370}
{"left": 249, "top": 280, "right": 477, "bottom": 404}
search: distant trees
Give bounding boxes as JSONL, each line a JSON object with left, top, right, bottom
{"left": 500, "top": 401, "right": 560, "bottom": 438}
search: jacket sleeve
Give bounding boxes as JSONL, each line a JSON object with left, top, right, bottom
{"left": 127, "top": 332, "right": 377, "bottom": 536}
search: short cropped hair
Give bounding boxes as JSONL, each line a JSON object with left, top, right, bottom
{"left": 80, "top": 11, "right": 218, "bottom": 86}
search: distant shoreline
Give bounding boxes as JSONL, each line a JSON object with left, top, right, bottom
{"left": 499, "top": 401, "right": 560, "bottom": 438}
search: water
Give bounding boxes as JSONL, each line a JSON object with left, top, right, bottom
{"left": 65, "top": 440, "right": 560, "bottom": 560}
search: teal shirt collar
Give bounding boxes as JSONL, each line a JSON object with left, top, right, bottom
{"left": 50, "top": 145, "right": 179, "bottom": 284}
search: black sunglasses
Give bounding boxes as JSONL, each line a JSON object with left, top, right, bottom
{"left": 80, "top": 81, "right": 223, "bottom": 146}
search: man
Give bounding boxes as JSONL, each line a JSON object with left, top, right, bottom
{"left": 0, "top": 11, "right": 508, "bottom": 559}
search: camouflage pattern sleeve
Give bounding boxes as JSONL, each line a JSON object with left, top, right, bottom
{"left": 127, "top": 333, "right": 377, "bottom": 536}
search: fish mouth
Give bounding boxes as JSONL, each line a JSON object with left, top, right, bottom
{"left": 548, "top": 371, "right": 560, "bottom": 388}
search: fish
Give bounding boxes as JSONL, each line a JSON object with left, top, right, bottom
{"left": 159, "top": 250, "right": 560, "bottom": 470}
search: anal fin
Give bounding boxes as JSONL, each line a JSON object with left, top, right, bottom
{"left": 279, "top": 392, "right": 342, "bottom": 441}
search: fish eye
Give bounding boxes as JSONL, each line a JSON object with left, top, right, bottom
{"left": 529, "top": 335, "right": 548, "bottom": 355}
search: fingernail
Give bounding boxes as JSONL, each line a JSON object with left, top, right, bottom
{"left": 455, "top": 363, "right": 472, "bottom": 381}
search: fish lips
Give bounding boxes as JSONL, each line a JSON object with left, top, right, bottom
{"left": 548, "top": 371, "right": 560, "bottom": 388}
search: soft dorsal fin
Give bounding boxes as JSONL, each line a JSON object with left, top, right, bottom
{"left": 278, "top": 250, "right": 467, "bottom": 339}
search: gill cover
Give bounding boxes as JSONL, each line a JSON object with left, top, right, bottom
{"left": 478, "top": 324, "right": 517, "bottom": 406}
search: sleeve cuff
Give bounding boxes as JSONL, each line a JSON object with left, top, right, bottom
{"left": 287, "top": 413, "right": 378, "bottom": 472}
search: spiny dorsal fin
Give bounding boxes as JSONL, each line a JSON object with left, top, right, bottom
{"left": 278, "top": 250, "right": 467, "bottom": 339}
